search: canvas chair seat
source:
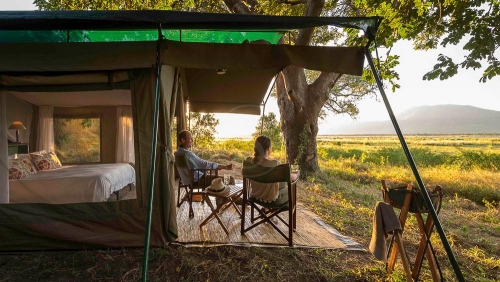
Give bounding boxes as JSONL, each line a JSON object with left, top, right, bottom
{"left": 249, "top": 196, "right": 288, "bottom": 209}
{"left": 241, "top": 160, "right": 298, "bottom": 247}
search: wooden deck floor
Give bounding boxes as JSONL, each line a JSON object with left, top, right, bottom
{"left": 174, "top": 196, "right": 364, "bottom": 250}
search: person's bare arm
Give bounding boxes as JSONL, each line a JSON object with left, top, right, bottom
{"left": 217, "top": 163, "right": 234, "bottom": 170}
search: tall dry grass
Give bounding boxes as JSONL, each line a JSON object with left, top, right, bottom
{"left": 2, "top": 135, "right": 498, "bottom": 281}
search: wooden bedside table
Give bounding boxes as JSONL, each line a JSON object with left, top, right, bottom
{"left": 8, "top": 143, "right": 29, "bottom": 155}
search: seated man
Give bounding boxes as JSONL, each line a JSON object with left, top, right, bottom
{"left": 175, "top": 130, "right": 238, "bottom": 207}
{"left": 175, "top": 130, "right": 234, "bottom": 180}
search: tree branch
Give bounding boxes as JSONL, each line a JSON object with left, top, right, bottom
{"left": 223, "top": 0, "right": 252, "bottom": 14}
{"left": 309, "top": 72, "right": 340, "bottom": 105}
{"left": 296, "top": 0, "right": 325, "bottom": 45}
{"left": 281, "top": 66, "right": 307, "bottom": 110}
{"left": 277, "top": 0, "right": 308, "bottom": 5}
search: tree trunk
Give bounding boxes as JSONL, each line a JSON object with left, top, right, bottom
{"left": 277, "top": 66, "right": 341, "bottom": 173}
{"left": 224, "top": 0, "right": 341, "bottom": 174}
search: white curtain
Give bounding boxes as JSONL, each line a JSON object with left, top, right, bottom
{"left": 116, "top": 106, "right": 135, "bottom": 164}
{"left": 37, "top": 106, "right": 54, "bottom": 152}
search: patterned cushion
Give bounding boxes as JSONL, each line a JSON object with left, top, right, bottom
{"left": 46, "top": 151, "right": 62, "bottom": 168}
{"left": 30, "top": 151, "right": 62, "bottom": 171}
{"left": 19, "top": 156, "right": 37, "bottom": 175}
{"left": 8, "top": 158, "right": 37, "bottom": 180}
{"left": 30, "top": 150, "right": 47, "bottom": 156}
{"left": 29, "top": 150, "right": 46, "bottom": 171}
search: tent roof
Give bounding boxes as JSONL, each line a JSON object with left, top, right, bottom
{"left": 0, "top": 11, "right": 378, "bottom": 115}
{"left": 0, "top": 10, "right": 380, "bottom": 33}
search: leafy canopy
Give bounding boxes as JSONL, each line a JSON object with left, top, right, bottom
{"left": 189, "top": 112, "right": 219, "bottom": 149}
{"left": 34, "top": 0, "right": 499, "bottom": 119}
{"left": 347, "top": 0, "right": 499, "bottom": 83}
{"left": 252, "top": 112, "right": 284, "bottom": 150}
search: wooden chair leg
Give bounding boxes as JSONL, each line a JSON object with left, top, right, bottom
{"left": 241, "top": 199, "right": 246, "bottom": 235}
{"left": 188, "top": 189, "right": 194, "bottom": 219}
{"left": 393, "top": 231, "right": 414, "bottom": 282}
{"left": 251, "top": 204, "right": 255, "bottom": 223}
{"left": 288, "top": 202, "right": 293, "bottom": 246}
{"left": 413, "top": 214, "right": 439, "bottom": 281}
{"left": 293, "top": 184, "right": 297, "bottom": 230}
{"left": 387, "top": 183, "right": 414, "bottom": 274}
{"left": 177, "top": 186, "right": 188, "bottom": 207}
{"left": 177, "top": 186, "right": 181, "bottom": 207}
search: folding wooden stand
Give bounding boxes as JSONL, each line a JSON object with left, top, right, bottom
{"left": 200, "top": 185, "right": 243, "bottom": 235}
{"left": 381, "top": 180, "right": 443, "bottom": 282}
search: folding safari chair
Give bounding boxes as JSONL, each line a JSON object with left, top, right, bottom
{"left": 381, "top": 180, "right": 444, "bottom": 281}
{"left": 174, "top": 153, "right": 218, "bottom": 218}
{"left": 241, "top": 160, "right": 298, "bottom": 246}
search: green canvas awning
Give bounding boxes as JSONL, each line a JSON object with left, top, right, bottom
{"left": 0, "top": 30, "right": 284, "bottom": 44}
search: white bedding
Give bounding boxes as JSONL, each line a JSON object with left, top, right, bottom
{"left": 9, "top": 163, "right": 136, "bottom": 204}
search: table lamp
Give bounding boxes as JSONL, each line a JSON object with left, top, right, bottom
{"left": 8, "top": 121, "right": 26, "bottom": 143}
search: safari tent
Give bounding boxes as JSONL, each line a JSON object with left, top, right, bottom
{"left": 0, "top": 10, "right": 376, "bottom": 250}
{"left": 0, "top": 11, "right": 466, "bottom": 281}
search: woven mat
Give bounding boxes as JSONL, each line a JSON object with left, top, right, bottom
{"left": 174, "top": 198, "right": 364, "bottom": 250}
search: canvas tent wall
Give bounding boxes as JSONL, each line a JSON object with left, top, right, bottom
{"left": 0, "top": 10, "right": 374, "bottom": 251}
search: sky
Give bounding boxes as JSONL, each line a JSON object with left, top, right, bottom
{"left": 3, "top": 1, "right": 499, "bottom": 137}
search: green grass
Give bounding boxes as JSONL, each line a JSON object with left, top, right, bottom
{"left": 1, "top": 134, "right": 499, "bottom": 281}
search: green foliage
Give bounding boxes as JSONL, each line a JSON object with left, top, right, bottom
{"left": 318, "top": 142, "right": 500, "bottom": 171}
{"left": 171, "top": 117, "right": 177, "bottom": 149}
{"left": 33, "top": 0, "right": 194, "bottom": 10}
{"left": 350, "top": 0, "right": 500, "bottom": 83}
{"left": 189, "top": 112, "right": 219, "bottom": 149}
{"left": 252, "top": 113, "right": 284, "bottom": 150}
{"left": 316, "top": 135, "right": 500, "bottom": 204}
{"left": 54, "top": 118, "right": 100, "bottom": 163}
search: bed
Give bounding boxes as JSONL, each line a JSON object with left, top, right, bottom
{"left": 9, "top": 163, "right": 136, "bottom": 204}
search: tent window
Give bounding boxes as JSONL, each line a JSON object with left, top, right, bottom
{"left": 53, "top": 117, "right": 101, "bottom": 164}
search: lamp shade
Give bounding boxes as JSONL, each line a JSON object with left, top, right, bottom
{"left": 8, "top": 121, "right": 26, "bottom": 130}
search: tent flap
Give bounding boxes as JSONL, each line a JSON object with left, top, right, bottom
{"left": 0, "top": 41, "right": 365, "bottom": 75}
{"left": 189, "top": 102, "right": 261, "bottom": 115}
{"left": 183, "top": 67, "right": 280, "bottom": 115}
{"left": 0, "top": 71, "right": 130, "bottom": 86}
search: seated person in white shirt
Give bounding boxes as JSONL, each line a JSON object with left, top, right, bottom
{"left": 175, "top": 130, "right": 238, "bottom": 207}
{"left": 245, "top": 135, "right": 288, "bottom": 206}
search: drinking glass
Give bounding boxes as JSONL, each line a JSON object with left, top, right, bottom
{"left": 223, "top": 174, "right": 230, "bottom": 185}
{"left": 291, "top": 164, "right": 299, "bottom": 173}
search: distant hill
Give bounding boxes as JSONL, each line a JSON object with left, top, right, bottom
{"left": 328, "top": 105, "right": 500, "bottom": 135}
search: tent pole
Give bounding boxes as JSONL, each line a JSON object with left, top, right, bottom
{"left": 260, "top": 73, "right": 278, "bottom": 135}
{"left": 364, "top": 46, "right": 464, "bottom": 281}
{"left": 141, "top": 24, "right": 164, "bottom": 282}
{"left": 260, "top": 103, "right": 265, "bottom": 135}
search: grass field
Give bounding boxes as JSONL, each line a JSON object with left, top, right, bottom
{"left": 1, "top": 135, "right": 499, "bottom": 281}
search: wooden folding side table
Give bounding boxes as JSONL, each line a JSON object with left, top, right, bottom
{"left": 381, "top": 180, "right": 443, "bottom": 282}
{"left": 200, "top": 184, "right": 243, "bottom": 235}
